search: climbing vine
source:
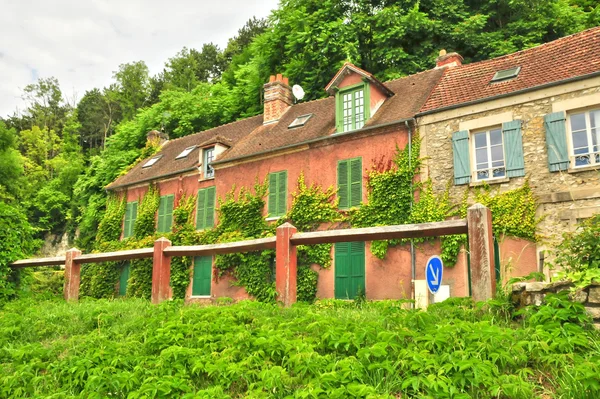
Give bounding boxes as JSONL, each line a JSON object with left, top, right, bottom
{"left": 134, "top": 184, "right": 160, "bottom": 239}
{"left": 95, "top": 194, "right": 126, "bottom": 243}
{"left": 170, "top": 194, "right": 200, "bottom": 299}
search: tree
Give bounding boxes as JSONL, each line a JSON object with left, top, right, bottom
{"left": 113, "top": 61, "right": 150, "bottom": 121}
{"left": 21, "top": 77, "right": 69, "bottom": 132}
{"left": 77, "top": 87, "right": 122, "bottom": 153}
{"left": 0, "top": 122, "right": 24, "bottom": 201}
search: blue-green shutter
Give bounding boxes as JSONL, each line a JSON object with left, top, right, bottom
{"left": 349, "top": 158, "right": 362, "bottom": 207}
{"left": 268, "top": 173, "right": 278, "bottom": 216}
{"left": 205, "top": 186, "right": 216, "bottom": 228}
{"left": 335, "top": 242, "right": 365, "bottom": 299}
{"left": 277, "top": 171, "right": 287, "bottom": 216}
{"left": 157, "top": 195, "right": 174, "bottom": 233}
{"left": 544, "top": 111, "right": 569, "bottom": 172}
{"left": 196, "top": 189, "right": 206, "bottom": 229}
{"left": 119, "top": 263, "right": 130, "bottom": 296}
{"left": 192, "top": 256, "right": 212, "bottom": 296}
{"left": 123, "top": 203, "right": 132, "bottom": 238}
{"left": 452, "top": 130, "right": 471, "bottom": 185}
{"left": 502, "top": 120, "right": 525, "bottom": 177}
{"left": 337, "top": 160, "right": 349, "bottom": 209}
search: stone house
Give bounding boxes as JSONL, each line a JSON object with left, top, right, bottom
{"left": 106, "top": 27, "right": 600, "bottom": 301}
{"left": 417, "top": 27, "right": 600, "bottom": 278}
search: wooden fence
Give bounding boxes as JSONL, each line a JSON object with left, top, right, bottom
{"left": 10, "top": 204, "right": 495, "bottom": 305}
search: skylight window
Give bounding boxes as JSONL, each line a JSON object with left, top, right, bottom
{"left": 491, "top": 66, "right": 521, "bottom": 83}
{"left": 288, "top": 114, "right": 313, "bottom": 129}
{"left": 175, "top": 146, "right": 197, "bottom": 160}
{"left": 142, "top": 155, "right": 162, "bottom": 168}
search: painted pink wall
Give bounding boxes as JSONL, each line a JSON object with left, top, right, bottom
{"left": 337, "top": 72, "right": 388, "bottom": 117}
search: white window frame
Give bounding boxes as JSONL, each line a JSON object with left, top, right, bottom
{"left": 470, "top": 126, "right": 506, "bottom": 182}
{"left": 566, "top": 107, "right": 600, "bottom": 169}
{"left": 203, "top": 147, "right": 215, "bottom": 179}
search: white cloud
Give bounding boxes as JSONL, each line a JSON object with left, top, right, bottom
{"left": 0, "top": 0, "right": 279, "bottom": 117}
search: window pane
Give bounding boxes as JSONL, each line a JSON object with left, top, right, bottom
{"left": 590, "top": 110, "right": 600, "bottom": 130}
{"left": 491, "top": 145, "right": 504, "bottom": 162}
{"left": 476, "top": 148, "right": 488, "bottom": 164}
{"left": 572, "top": 131, "right": 589, "bottom": 153}
{"left": 474, "top": 132, "right": 487, "bottom": 148}
{"left": 489, "top": 129, "right": 502, "bottom": 145}
{"left": 570, "top": 113, "right": 586, "bottom": 132}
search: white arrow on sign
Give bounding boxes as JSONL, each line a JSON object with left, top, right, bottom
{"left": 429, "top": 264, "right": 439, "bottom": 286}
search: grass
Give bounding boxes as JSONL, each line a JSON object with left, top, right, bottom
{"left": 0, "top": 295, "right": 599, "bottom": 398}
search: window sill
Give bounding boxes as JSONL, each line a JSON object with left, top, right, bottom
{"left": 567, "top": 165, "right": 600, "bottom": 174}
{"left": 199, "top": 176, "right": 215, "bottom": 182}
{"left": 190, "top": 295, "right": 211, "bottom": 299}
{"left": 266, "top": 216, "right": 282, "bottom": 222}
{"left": 469, "top": 177, "right": 510, "bottom": 187}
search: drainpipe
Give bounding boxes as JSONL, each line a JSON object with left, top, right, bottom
{"left": 405, "top": 120, "right": 416, "bottom": 307}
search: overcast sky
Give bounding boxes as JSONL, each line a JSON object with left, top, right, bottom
{"left": 0, "top": 0, "right": 280, "bottom": 117}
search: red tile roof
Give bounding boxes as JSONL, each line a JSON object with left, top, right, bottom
{"left": 420, "top": 27, "right": 600, "bottom": 113}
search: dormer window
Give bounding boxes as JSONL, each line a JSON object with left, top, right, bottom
{"left": 142, "top": 155, "right": 162, "bottom": 168}
{"left": 203, "top": 147, "right": 215, "bottom": 179}
{"left": 175, "top": 146, "right": 197, "bottom": 160}
{"left": 337, "top": 83, "right": 369, "bottom": 133}
{"left": 491, "top": 67, "right": 521, "bottom": 83}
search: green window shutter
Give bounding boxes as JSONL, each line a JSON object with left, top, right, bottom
{"left": 349, "top": 158, "right": 362, "bottom": 207}
{"left": 192, "top": 256, "right": 212, "bottom": 296}
{"left": 157, "top": 195, "right": 174, "bottom": 233}
{"left": 277, "top": 171, "right": 287, "bottom": 216}
{"left": 268, "top": 173, "right": 278, "bottom": 216}
{"left": 123, "top": 203, "right": 132, "bottom": 238}
{"left": 502, "top": 120, "right": 525, "bottom": 178}
{"left": 452, "top": 130, "right": 471, "bottom": 185}
{"left": 544, "top": 111, "right": 569, "bottom": 172}
{"left": 337, "top": 160, "right": 349, "bottom": 209}
{"left": 334, "top": 242, "right": 350, "bottom": 299}
{"left": 119, "top": 262, "right": 130, "bottom": 296}
{"left": 205, "top": 186, "right": 216, "bottom": 228}
{"left": 335, "top": 91, "right": 343, "bottom": 132}
{"left": 130, "top": 202, "right": 138, "bottom": 236}
{"left": 196, "top": 189, "right": 206, "bottom": 229}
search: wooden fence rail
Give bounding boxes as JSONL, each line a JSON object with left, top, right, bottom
{"left": 9, "top": 204, "right": 495, "bottom": 306}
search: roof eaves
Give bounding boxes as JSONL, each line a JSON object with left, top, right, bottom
{"left": 106, "top": 166, "right": 198, "bottom": 191}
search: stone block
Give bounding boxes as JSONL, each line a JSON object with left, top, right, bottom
{"left": 512, "top": 282, "right": 527, "bottom": 292}
{"left": 585, "top": 306, "right": 600, "bottom": 320}
{"left": 525, "top": 282, "right": 547, "bottom": 293}
{"left": 570, "top": 290, "right": 588, "bottom": 303}
{"left": 588, "top": 287, "right": 600, "bottom": 304}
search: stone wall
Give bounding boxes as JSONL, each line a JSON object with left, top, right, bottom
{"left": 512, "top": 281, "right": 600, "bottom": 328}
{"left": 419, "top": 78, "right": 600, "bottom": 273}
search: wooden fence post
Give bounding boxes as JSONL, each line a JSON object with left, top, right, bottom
{"left": 64, "top": 248, "right": 82, "bottom": 301}
{"left": 467, "top": 203, "right": 496, "bottom": 301}
{"left": 152, "top": 237, "right": 172, "bottom": 304}
{"left": 276, "top": 223, "right": 297, "bottom": 307}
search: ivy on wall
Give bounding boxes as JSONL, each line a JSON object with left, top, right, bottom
{"left": 95, "top": 194, "right": 125, "bottom": 243}
{"left": 134, "top": 184, "right": 160, "bottom": 239}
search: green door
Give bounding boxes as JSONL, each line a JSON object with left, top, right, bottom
{"left": 192, "top": 256, "right": 212, "bottom": 296}
{"left": 334, "top": 242, "right": 365, "bottom": 299}
{"left": 119, "top": 263, "right": 130, "bottom": 296}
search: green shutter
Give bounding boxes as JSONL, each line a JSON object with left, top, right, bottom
{"left": 335, "top": 242, "right": 350, "bottom": 299}
{"left": 130, "top": 202, "right": 137, "bottom": 235}
{"left": 119, "top": 263, "right": 130, "bottom": 296}
{"left": 123, "top": 203, "right": 132, "bottom": 238}
{"left": 205, "top": 186, "right": 216, "bottom": 228}
{"left": 452, "top": 130, "right": 471, "bottom": 185}
{"left": 277, "top": 171, "right": 287, "bottom": 216}
{"left": 335, "top": 242, "right": 365, "bottom": 299}
{"left": 335, "top": 91, "right": 343, "bottom": 132}
{"left": 544, "top": 111, "right": 569, "bottom": 172}
{"left": 196, "top": 189, "right": 206, "bottom": 229}
{"left": 157, "top": 195, "right": 174, "bottom": 233}
{"left": 192, "top": 256, "right": 212, "bottom": 296}
{"left": 337, "top": 160, "right": 349, "bottom": 209}
{"left": 502, "top": 120, "right": 525, "bottom": 177}
{"left": 268, "top": 173, "right": 278, "bottom": 216}
{"left": 349, "top": 158, "right": 362, "bottom": 207}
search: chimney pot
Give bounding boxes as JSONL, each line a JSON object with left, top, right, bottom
{"left": 435, "top": 51, "right": 463, "bottom": 69}
{"left": 269, "top": 75, "right": 276, "bottom": 83}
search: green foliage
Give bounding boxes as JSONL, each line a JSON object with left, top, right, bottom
{"left": 218, "top": 180, "right": 270, "bottom": 237}
{"left": 95, "top": 194, "right": 126, "bottom": 243}
{"left": 170, "top": 194, "right": 199, "bottom": 299}
{"left": 297, "top": 266, "right": 318, "bottom": 302}
{"left": 554, "top": 212, "right": 600, "bottom": 289}
{"left": 1, "top": 297, "right": 599, "bottom": 397}
{"left": 133, "top": 185, "right": 160, "bottom": 239}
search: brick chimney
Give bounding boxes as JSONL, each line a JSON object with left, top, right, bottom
{"left": 435, "top": 49, "right": 463, "bottom": 69}
{"left": 147, "top": 130, "right": 168, "bottom": 146}
{"left": 263, "top": 74, "right": 293, "bottom": 124}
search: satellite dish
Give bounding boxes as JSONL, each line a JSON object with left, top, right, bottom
{"left": 292, "top": 85, "right": 305, "bottom": 101}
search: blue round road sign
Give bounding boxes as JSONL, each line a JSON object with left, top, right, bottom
{"left": 426, "top": 255, "right": 443, "bottom": 295}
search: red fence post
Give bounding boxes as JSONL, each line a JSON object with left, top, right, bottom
{"left": 467, "top": 203, "right": 496, "bottom": 301}
{"left": 63, "top": 248, "right": 82, "bottom": 301}
{"left": 276, "top": 223, "right": 298, "bottom": 307}
{"left": 152, "top": 237, "right": 172, "bottom": 304}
